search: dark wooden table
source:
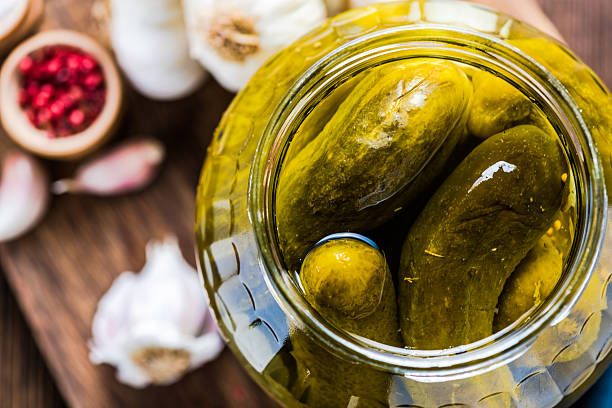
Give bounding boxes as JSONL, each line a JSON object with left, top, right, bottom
{"left": 1, "top": 0, "right": 611, "bottom": 407}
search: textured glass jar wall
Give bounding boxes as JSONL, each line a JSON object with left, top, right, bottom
{"left": 195, "top": 1, "right": 612, "bottom": 407}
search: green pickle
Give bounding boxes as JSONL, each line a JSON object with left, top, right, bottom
{"left": 466, "top": 70, "right": 556, "bottom": 141}
{"left": 277, "top": 59, "right": 472, "bottom": 270}
{"left": 494, "top": 234, "right": 563, "bottom": 332}
{"left": 397, "top": 125, "right": 567, "bottom": 349}
{"left": 511, "top": 37, "right": 612, "bottom": 191}
{"left": 278, "top": 58, "right": 581, "bottom": 353}
{"left": 467, "top": 71, "right": 533, "bottom": 139}
{"left": 300, "top": 238, "right": 401, "bottom": 344}
{"left": 284, "top": 74, "right": 363, "bottom": 161}
{"left": 291, "top": 238, "right": 400, "bottom": 407}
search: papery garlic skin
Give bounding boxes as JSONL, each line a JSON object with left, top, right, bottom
{"left": 183, "top": 0, "right": 327, "bottom": 92}
{"left": 348, "top": 0, "right": 396, "bottom": 7}
{"left": 110, "top": 0, "right": 207, "bottom": 100}
{"left": 0, "top": 152, "right": 49, "bottom": 242}
{"left": 90, "top": 237, "right": 224, "bottom": 388}
{"left": 324, "top": 0, "right": 348, "bottom": 16}
{"left": 51, "top": 139, "right": 165, "bottom": 196}
{"left": 348, "top": 0, "right": 377, "bottom": 7}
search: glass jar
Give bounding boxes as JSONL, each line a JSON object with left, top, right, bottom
{"left": 195, "top": 1, "right": 612, "bottom": 406}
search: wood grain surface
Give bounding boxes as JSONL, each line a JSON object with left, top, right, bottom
{"left": 0, "top": 273, "right": 64, "bottom": 408}
{"left": 0, "top": 0, "right": 610, "bottom": 407}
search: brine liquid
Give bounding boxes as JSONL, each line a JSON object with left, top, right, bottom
{"left": 277, "top": 58, "right": 578, "bottom": 346}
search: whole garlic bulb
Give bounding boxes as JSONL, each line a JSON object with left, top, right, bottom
{"left": 183, "top": 0, "right": 327, "bottom": 92}
{"left": 89, "top": 237, "right": 224, "bottom": 388}
{"left": 110, "top": 0, "right": 206, "bottom": 100}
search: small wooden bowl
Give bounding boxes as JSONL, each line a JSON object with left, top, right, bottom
{"left": 0, "top": 30, "right": 123, "bottom": 160}
{"left": 0, "top": 0, "right": 44, "bottom": 56}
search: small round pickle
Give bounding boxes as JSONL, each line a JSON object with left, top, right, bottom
{"left": 277, "top": 59, "right": 472, "bottom": 270}
{"left": 398, "top": 125, "right": 568, "bottom": 350}
{"left": 468, "top": 71, "right": 533, "bottom": 139}
{"left": 291, "top": 237, "right": 401, "bottom": 407}
{"left": 300, "top": 237, "right": 401, "bottom": 344}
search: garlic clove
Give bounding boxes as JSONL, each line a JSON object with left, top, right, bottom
{"left": 89, "top": 237, "right": 224, "bottom": 388}
{"left": 110, "top": 0, "right": 207, "bottom": 100}
{"left": 0, "top": 151, "right": 49, "bottom": 242}
{"left": 183, "top": 0, "right": 327, "bottom": 92}
{"left": 51, "top": 138, "right": 165, "bottom": 196}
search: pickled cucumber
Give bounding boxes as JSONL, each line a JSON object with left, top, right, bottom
{"left": 468, "top": 71, "right": 532, "bottom": 139}
{"left": 511, "top": 37, "right": 612, "bottom": 191}
{"left": 493, "top": 235, "right": 563, "bottom": 332}
{"left": 300, "top": 238, "right": 401, "bottom": 344}
{"left": 277, "top": 59, "right": 472, "bottom": 270}
{"left": 398, "top": 125, "right": 568, "bottom": 349}
{"left": 290, "top": 238, "right": 400, "bottom": 407}
{"left": 284, "top": 73, "right": 363, "bottom": 161}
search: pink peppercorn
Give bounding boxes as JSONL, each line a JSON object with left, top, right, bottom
{"left": 49, "top": 100, "right": 65, "bottom": 118}
{"left": 68, "top": 85, "right": 84, "bottom": 101}
{"left": 66, "top": 54, "right": 81, "bottom": 70}
{"left": 46, "top": 57, "right": 62, "bottom": 74}
{"left": 18, "top": 56, "right": 33, "bottom": 74}
{"left": 18, "top": 90, "right": 29, "bottom": 107}
{"left": 40, "top": 83, "right": 54, "bottom": 97}
{"left": 17, "top": 45, "right": 107, "bottom": 137}
{"left": 80, "top": 56, "right": 96, "bottom": 72}
{"left": 83, "top": 73, "right": 102, "bottom": 90}
{"left": 25, "top": 83, "right": 39, "bottom": 98}
{"left": 32, "top": 92, "right": 50, "bottom": 108}
{"left": 69, "top": 109, "right": 85, "bottom": 126}
{"left": 37, "top": 108, "right": 52, "bottom": 126}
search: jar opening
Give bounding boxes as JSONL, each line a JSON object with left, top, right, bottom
{"left": 249, "top": 25, "right": 606, "bottom": 380}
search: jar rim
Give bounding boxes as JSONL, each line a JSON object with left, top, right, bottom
{"left": 249, "top": 22, "right": 607, "bottom": 380}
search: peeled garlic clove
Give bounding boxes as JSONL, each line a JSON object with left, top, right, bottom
{"left": 52, "top": 139, "right": 165, "bottom": 196}
{"left": 0, "top": 152, "right": 49, "bottom": 242}
{"left": 89, "top": 237, "right": 224, "bottom": 388}
{"left": 183, "top": 0, "right": 327, "bottom": 92}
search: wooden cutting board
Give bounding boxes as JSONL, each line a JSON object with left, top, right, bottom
{"left": 0, "top": 0, "right": 278, "bottom": 406}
